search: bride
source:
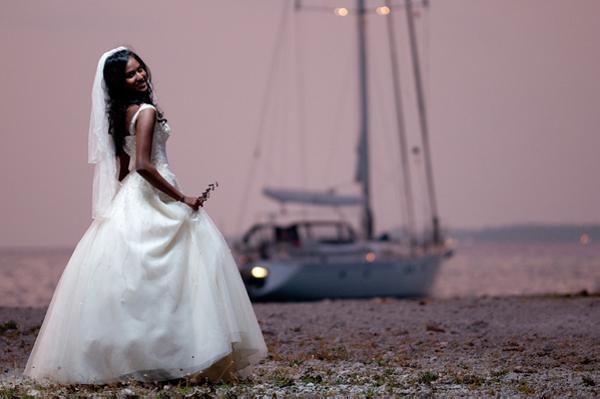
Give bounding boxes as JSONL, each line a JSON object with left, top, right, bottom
{"left": 23, "top": 46, "right": 268, "bottom": 385}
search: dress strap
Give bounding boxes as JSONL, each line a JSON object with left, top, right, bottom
{"left": 129, "top": 103, "right": 157, "bottom": 135}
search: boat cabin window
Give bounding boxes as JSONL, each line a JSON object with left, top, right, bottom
{"left": 274, "top": 225, "right": 301, "bottom": 246}
{"left": 304, "top": 223, "right": 355, "bottom": 244}
{"left": 243, "top": 222, "right": 356, "bottom": 250}
{"left": 243, "top": 226, "right": 273, "bottom": 250}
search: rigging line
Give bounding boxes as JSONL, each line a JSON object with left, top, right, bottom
{"left": 262, "top": 40, "right": 285, "bottom": 187}
{"left": 273, "top": 38, "right": 287, "bottom": 187}
{"left": 235, "top": 0, "right": 293, "bottom": 230}
{"left": 386, "top": 0, "right": 418, "bottom": 245}
{"left": 417, "top": 3, "right": 433, "bottom": 226}
{"left": 323, "top": 41, "right": 355, "bottom": 189}
{"left": 365, "top": 23, "right": 408, "bottom": 235}
{"left": 261, "top": 62, "right": 275, "bottom": 184}
{"left": 421, "top": 0, "right": 431, "bottom": 131}
{"left": 421, "top": 171, "right": 432, "bottom": 239}
{"left": 292, "top": 2, "right": 308, "bottom": 199}
{"left": 264, "top": 64, "right": 280, "bottom": 185}
{"left": 412, "top": 149, "right": 430, "bottom": 240}
{"left": 280, "top": 26, "right": 294, "bottom": 188}
{"left": 274, "top": 41, "right": 292, "bottom": 187}
{"left": 266, "top": 12, "right": 292, "bottom": 188}
{"left": 405, "top": 0, "right": 441, "bottom": 244}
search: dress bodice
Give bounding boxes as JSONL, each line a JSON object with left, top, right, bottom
{"left": 124, "top": 103, "right": 172, "bottom": 168}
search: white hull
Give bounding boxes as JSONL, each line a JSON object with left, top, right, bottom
{"left": 242, "top": 253, "right": 443, "bottom": 301}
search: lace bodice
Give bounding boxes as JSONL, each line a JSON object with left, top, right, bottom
{"left": 123, "top": 104, "right": 171, "bottom": 168}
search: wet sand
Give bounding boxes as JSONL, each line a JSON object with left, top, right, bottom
{"left": 1, "top": 294, "right": 598, "bottom": 397}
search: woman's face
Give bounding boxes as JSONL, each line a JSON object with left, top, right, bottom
{"left": 124, "top": 56, "right": 148, "bottom": 94}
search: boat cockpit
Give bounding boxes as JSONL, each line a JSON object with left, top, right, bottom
{"left": 237, "top": 220, "right": 358, "bottom": 260}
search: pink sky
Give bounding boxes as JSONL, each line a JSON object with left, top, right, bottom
{"left": 1, "top": 0, "right": 599, "bottom": 247}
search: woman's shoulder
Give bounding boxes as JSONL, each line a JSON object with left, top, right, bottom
{"left": 126, "top": 103, "right": 156, "bottom": 117}
{"left": 125, "top": 104, "right": 141, "bottom": 122}
{"left": 127, "top": 103, "right": 156, "bottom": 120}
{"left": 126, "top": 104, "right": 157, "bottom": 134}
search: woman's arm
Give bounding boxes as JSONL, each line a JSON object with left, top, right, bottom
{"left": 117, "top": 152, "right": 130, "bottom": 181}
{"left": 134, "top": 108, "right": 201, "bottom": 210}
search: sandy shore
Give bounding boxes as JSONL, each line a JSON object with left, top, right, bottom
{"left": 1, "top": 295, "right": 598, "bottom": 397}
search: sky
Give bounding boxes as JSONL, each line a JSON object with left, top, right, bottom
{"left": 0, "top": 0, "right": 599, "bottom": 247}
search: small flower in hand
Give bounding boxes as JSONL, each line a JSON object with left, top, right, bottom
{"left": 197, "top": 181, "right": 219, "bottom": 207}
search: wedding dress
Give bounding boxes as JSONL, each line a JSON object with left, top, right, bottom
{"left": 23, "top": 104, "right": 268, "bottom": 384}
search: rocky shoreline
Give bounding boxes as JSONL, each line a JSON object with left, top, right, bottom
{"left": 1, "top": 294, "right": 598, "bottom": 397}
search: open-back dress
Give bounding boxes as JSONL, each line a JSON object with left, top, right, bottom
{"left": 23, "top": 103, "right": 268, "bottom": 384}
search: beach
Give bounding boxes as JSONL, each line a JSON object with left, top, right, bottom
{"left": 1, "top": 294, "right": 598, "bottom": 397}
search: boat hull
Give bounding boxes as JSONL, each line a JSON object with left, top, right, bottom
{"left": 242, "top": 254, "right": 443, "bottom": 301}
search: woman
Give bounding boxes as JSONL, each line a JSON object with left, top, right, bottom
{"left": 23, "top": 46, "right": 268, "bottom": 385}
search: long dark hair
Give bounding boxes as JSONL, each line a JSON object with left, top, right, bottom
{"left": 103, "top": 49, "right": 166, "bottom": 155}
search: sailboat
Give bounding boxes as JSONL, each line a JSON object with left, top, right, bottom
{"left": 233, "top": 0, "right": 453, "bottom": 301}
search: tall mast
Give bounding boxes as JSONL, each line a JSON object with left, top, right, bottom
{"left": 404, "top": 0, "right": 441, "bottom": 244}
{"left": 385, "top": 0, "right": 417, "bottom": 249}
{"left": 356, "top": 0, "right": 374, "bottom": 239}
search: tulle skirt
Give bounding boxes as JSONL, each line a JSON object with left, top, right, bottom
{"left": 23, "top": 170, "right": 268, "bottom": 384}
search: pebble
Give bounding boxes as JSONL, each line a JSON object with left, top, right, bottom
{"left": 119, "top": 388, "right": 136, "bottom": 398}
{"left": 1, "top": 296, "right": 599, "bottom": 397}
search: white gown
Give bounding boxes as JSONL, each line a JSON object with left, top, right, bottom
{"left": 23, "top": 104, "right": 268, "bottom": 384}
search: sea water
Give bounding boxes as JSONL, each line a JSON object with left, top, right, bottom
{"left": 1, "top": 236, "right": 599, "bottom": 307}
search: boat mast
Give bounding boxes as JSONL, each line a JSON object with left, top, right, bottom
{"left": 356, "top": 0, "right": 374, "bottom": 240}
{"left": 385, "top": 0, "right": 418, "bottom": 249}
{"left": 404, "top": 0, "right": 442, "bottom": 244}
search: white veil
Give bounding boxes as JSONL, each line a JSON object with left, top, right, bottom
{"left": 87, "top": 46, "right": 127, "bottom": 219}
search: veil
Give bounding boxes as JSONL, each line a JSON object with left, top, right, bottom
{"left": 87, "top": 46, "right": 127, "bottom": 219}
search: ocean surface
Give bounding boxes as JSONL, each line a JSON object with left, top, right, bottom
{"left": 1, "top": 229, "right": 599, "bottom": 308}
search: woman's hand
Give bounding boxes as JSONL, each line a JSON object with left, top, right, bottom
{"left": 189, "top": 182, "right": 216, "bottom": 210}
{"left": 182, "top": 196, "right": 202, "bottom": 211}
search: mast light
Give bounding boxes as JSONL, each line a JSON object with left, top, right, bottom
{"left": 376, "top": 6, "right": 391, "bottom": 16}
{"left": 334, "top": 7, "right": 349, "bottom": 16}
